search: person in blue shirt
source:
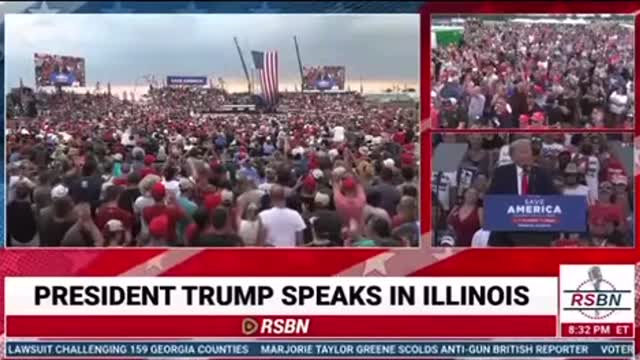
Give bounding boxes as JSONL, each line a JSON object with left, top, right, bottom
{"left": 214, "top": 134, "right": 227, "bottom": 150}
{"left": 263, "top": 139, "right": 276, "bottom": 156}
{"left": 237, "top": 159, "right": 259, "bottom": 185}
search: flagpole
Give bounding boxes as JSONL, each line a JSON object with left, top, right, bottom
{"left": 234, "top": 36, "right": 252, "bottom": 94}
{"left": 18, "top": 78, "right": 25, "bottom": 113}
{"left": 250, "top": 69, "right": 256, "bottom": 95}
{"left": 294, "top": 36, "right": 304, "bottom": 93}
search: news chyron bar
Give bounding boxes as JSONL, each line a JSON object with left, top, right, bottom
{"left": 4, "top": 269, "right": 636, "bottom": 358}
{"left": 3, "top": 1, "right": 639, "bottom": 360}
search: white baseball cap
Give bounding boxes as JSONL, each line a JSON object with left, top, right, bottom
{"left": 440, "top": 235, "right": 455, "bottom": 247}
{"left": 311, "top": 169, "right": 324, "bottom": 180}
{"left": 51, "top": 184, "right": 69, "bottom": 199}
{"left": 105, "top": 219, "right": 124, "bottom": 232}
{"left": 383, "top": 158, "right": 395, "bottom": 168}
{"left": 332, "top": 166, "right": 347, "bottom": 178}
{"left": 314, "top": 192, "right": 331, "bottom": 207}
{"left": 291, "top": 146, "right": 305, "bottom": 156}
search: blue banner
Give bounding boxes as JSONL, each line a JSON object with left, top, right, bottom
{"left": 484, "top": 195, "right": 587, "bottom": 232}
{"left": 166, "top": 76, "right": 207, "bottom": 86}
{"left": 5, "top": 341, "right": 634, "bottom": 358}
{"left": 49, "top": 72, "right": 77, "bottom": 86}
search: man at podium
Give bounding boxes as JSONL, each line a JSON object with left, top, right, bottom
{"left": 487, "top": 138, "right": 558, "bottom": 246}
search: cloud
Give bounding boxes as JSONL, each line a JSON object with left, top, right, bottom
{"left": 6, "top": 14, "right": 419, "bottom": 90}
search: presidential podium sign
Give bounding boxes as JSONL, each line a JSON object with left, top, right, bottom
{"left": 484, "top": 195, "right": 587, "bottom": 232}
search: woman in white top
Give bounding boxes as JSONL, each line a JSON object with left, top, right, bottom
{"left": 238, "top": 203, "right": 260, "bottom": 246}
{"left": 609, "top": 87, "right": 629, "bottom": 116}
{"left": 332, "top": 125, "right": 345, "bottom": 143}
{"left": 162, "top": 167, "right": 181, "bottom": 199}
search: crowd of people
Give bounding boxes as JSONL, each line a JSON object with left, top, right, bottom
{"left": 7, "top": 86, "right": 257, "bottom": 122}
{"left": 6, "top": 88, "right": 420, "bottom": 248}
{"left": 432, "top": 132, "right": 633, "bottom": 247}
{"left": 432, "top": 19, "right": 634, "bottom": 129}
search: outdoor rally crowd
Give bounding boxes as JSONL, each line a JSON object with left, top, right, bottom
{"left": 6, "top": 87, "right": 420, "bottom": 248}
{"left": 431, "top": 20, "right": 634, "bottom": 128}
{"left": 432, "top": 132, "right": 634, "bottom": 247}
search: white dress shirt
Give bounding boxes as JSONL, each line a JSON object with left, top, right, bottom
{"left": 516, "top": 165, "right": 524, "bottom": 195}
{"left": 471, "top": 229, "right": 491, "bottom": 247}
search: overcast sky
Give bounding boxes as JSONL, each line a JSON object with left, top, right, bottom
{"left": 6, "top": 14, "right": 419, "bottom": 92}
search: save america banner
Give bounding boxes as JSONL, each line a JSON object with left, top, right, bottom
{"left": 483, "top": 195, "right": 588, "bottom": 232}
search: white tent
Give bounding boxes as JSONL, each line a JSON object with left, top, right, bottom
{"left": 509, "top": 18, "right": 590, "bottom": 25}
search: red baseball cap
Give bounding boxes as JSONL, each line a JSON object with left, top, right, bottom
{"left": 342, "top": 176, "right": 357, "bottom": 191}
{"left": 531, "top": 112, "right": 545, "bottom": 123}
{"left": 151, "top": 182, "right": 166, "bottom": 201}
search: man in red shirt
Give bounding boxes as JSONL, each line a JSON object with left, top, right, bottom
{"left": 603, "top": 155, "right": 627, "bottom": 182}
{"left": 588, "top": 181, "right": 626, "bottom": 234}
{"left": 142, "top": 183, "right": 186, "bottom": 246}
{"left": 392, "top": 127, "right": 406, "bottom": 145}
{"left": 94, "top": 185, "right": 135, "bottom": 245}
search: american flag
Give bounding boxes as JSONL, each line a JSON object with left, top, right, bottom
{"left": 251, "top": 50, "right": 279, "bottom": 105}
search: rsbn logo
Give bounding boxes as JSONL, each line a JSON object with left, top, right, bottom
{"left": 563, "top": 266, "right": 631, "bottom": 320}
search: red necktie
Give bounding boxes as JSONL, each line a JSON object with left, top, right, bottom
{"left": 522, "top": 173, "right": 529, "bottom": 195}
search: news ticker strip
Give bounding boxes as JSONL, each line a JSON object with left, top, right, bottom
{"left": 4, "top": 340, "right": 635, "bottom": 358}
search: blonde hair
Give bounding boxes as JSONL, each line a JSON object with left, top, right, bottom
{"left": 357, "top": 161, "right": 374, "bottom": 179}
{"left": 509, "top": 138, "right": 532, "bottom": 157}
{"left": 138, "top": 174, "right": 161, "bottom": 194}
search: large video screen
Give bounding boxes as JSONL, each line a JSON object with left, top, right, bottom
{"left": 34, "top": 53, "right": 86, "bottom": 87}
{"left": 302, "top": 65, "right": 345, "bottom": 90}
